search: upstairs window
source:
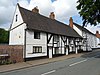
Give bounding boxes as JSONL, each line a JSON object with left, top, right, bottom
{"left": 54, "top": 35, "right": 59, "bottom": 42}
{"left": 34, "top": 31, "right": 40, "bottom": 39}
{"left": 16, "top": 14, "right": 18, "bottom": 22}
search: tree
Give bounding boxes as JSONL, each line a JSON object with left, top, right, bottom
{"left": 0, "top": 28, "right": 9, "bottom": 44}
{"left": 77, "top": 0, "right": 100, "bottom": 27}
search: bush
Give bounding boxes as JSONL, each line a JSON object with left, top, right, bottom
{"left": 0, "top": 58, "right": 12, "bottom": 65}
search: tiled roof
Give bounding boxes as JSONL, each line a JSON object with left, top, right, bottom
{"left": 18, "top": 4, "right": 82, "bottom": 38}
{"left": 73, "top": 22, "right": 95, "bottom": 36}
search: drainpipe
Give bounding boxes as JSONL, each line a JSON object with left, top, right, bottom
{"left": 86, "top": 33, "right": 88, "bottom": 51}
{"left": 24, "top": 29, "right": 26, "bottom": 62}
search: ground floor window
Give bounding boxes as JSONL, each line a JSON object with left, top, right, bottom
{"left": 33, "top": 46, "right": 42, "bottom": 53}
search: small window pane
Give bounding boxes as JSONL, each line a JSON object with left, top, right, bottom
{"left": 16, "top": 15, "right": 18, "bottom": 22}
{"left": 39, "top": 47, "right": 42, "bottom": 53}
{"left": 33, "top": 46, "right": 42, "bottom": 53}
{"left": 34, "top": 32, "right": 40, "bottom": 39}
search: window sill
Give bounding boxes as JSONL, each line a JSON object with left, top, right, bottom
{"left": 28, "top": 52, "right": 45, "bottom": 54}
{"left": 34, "top": 38, "right": 40, "bottom": 39}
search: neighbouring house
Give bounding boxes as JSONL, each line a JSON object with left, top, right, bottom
{"left": 69, "top": 17, "right": 97, "bottom": 51}
{"left": 96, "top": 31, "right": 100, "bottom": 48}
{"left": 9, "top": 4, "right": 83, "bottom": 60}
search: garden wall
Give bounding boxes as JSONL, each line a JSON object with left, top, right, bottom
{"left": 0, "top": 45, "right": 24, "bottom": 63}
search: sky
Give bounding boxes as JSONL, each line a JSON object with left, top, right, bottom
{"left": 0, "top": 0, "right": 100, "bottom": 33}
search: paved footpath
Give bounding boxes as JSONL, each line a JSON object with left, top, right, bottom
{"left": 0, "top": 53, "right": 87, "bottom": 73}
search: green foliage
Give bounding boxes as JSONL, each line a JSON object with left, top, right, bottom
{"left": 77, "top": 0, "right": 100, "bottom": 26}
{"left": 0, "top": 28, "right": 9, "bottom": 44}
{"left": 0, "top": 58, "right": 12, "bottom": 65}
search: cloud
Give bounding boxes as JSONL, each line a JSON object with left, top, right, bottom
{"left": 86, "top": 24, "right": 100, "bottom": 34}
{"left": 0, "top": 0, "right": 80, "bottom": 29}
{"left": 18, "top": 0, "right": 29, "bottom": 7}
{"left": 28, "top": 0, "right": 54, "bottom": 16}
{"left": 0, "top": 0, "right": 17, "bottom": 29}
{"left": 52, "top": 0, "right": 78, "bottom": 22}
{"left": 0, "top": 0, "right": 29, "bottom": 29}
{"left": 27, "top": 0, "right": 79, "bottom": 23}
{"left": 0, "top": 0, "right": 15, "bottom": 25}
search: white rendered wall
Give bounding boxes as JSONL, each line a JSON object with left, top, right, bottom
{"left": 48, "top": 34, "right": 53, "bottom": 47}
{"left": 97, "top": 38, "right": 100, "bottom": 47}
{"left": 92, "top": 35, "right": 97, "bottom": 48}
{"left": 73, "top": 24, "right": 97, "bottom": 49}
{"left": 9, "top": 4, "right": 26, "bottom": 45}
{"left": 9, "top": 24, "right": 26, "bottom": 45}
{"left": 59, "top": 36, "right": 65, "bottom": 54}
{"left": 11, "top": 5, "right": 24, "bottom": 29}
{"left": 48, "top": 35, "right": 65, "bottom": 55}
{"left": 86, "top": 33, "right": 97, "bottom": 48}
{"left": 25, "top": 30, "right": 47, "bottom": 58}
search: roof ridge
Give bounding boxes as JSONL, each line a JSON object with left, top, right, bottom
{"left": 18, "top": 4, "right": 70, "bottom": 28}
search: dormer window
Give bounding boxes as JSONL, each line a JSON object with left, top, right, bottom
{"left": 16, "top": 14, "right": 18, "bottom": 22}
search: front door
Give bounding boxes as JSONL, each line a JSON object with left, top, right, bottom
{"left": 55, "top": 47, "right": 59, "bottom": 54}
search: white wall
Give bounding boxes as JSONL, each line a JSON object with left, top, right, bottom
{"left": 25, "top": 30, "right": 47, "bottom": 58}
{"left": 11, "top": 5, "right": 24, "bottom": 29}
{"left": 9, "top": 4, "right": 26, "bottom": 45}
{"left": 48, "top": 34, "right": 53, "bottom": 47}
{"left": 97, "top": 38, "right": 100, "bottom": 47}
{"left": 73, "top": 24, "right": 97, "bottom": 49}
{"left": 86, "top": 33, "right": 97, "bottom": 48}
{"left": 9, "top": 24, "right": 26, "bottom": 45}
{"left": 48, "top": 35, "right": 65, "bottom": 55}
{"left": 59, "top": 36, "right": 65, "bottom": 54}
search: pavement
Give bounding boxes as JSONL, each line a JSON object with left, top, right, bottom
{"left": 0, "top": 53, "right": 85, "bottom": 73}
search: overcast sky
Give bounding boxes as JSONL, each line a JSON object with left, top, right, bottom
{"left": 0, "top": 0, "right": 100, "bottom": 33}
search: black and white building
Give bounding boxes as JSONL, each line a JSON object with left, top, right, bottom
{"left": 9, "top": 4, "right": 86, "bottom": 59}
{"left": 69, "top": 17, "right": 97, "bottom": 51}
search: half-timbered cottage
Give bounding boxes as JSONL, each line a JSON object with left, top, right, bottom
{"left": 69, "top": 17, "right": 97, "bottom": 51}
{"left": 9, "top": 4, "right": 82, "bottom": 59}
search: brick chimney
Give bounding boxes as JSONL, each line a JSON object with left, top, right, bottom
{"left": 49, "top": 12, "right": 55, "bottom": 19}
{"left": 69, "top": 17, "right": 73, "bottom": 28}
{"left": 96, "top": 31, "right": 100, "bottom": 38}
{"left": 32, "top": 6, "right": 39, "bottom": 13}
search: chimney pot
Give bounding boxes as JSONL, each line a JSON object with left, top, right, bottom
{"left": 96, "top": 31, "right": 100, "bottom": 38}
{"left": 96, "top": 31, "right": 99, "bottom": 34}
{"left": 49, "top": 12, "right": 55, "bottom": 19}
{"left": 32, "top": 6, "right": 39, "bottom": 13}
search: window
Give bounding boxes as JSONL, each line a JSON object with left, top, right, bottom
{"left": 34, "top": 32, "right": 40, "bottom": 39}
{"left": 16, "top": 14, "right": 18, "bottom": 22}
{"left": 54, "top": 35, "right": 59, "bottom": 42}
{"left": 33, "top": 46, "right": 42, "bottom": 53}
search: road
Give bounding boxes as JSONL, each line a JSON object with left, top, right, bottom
{"left": 0, "top": 49, "right": 100, "bottom": 75}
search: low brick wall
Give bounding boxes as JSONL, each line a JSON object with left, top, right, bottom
{"left": 0, "top": 45, "right": 24, "bottom": 63}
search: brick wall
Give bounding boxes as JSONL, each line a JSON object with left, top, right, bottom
{"left": 0, "top": 45, "right": 24, "bottom": 63}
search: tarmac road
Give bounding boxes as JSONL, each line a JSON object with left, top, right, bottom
{"left": 0, "top": 49, "right": 100, "bottom": 75}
